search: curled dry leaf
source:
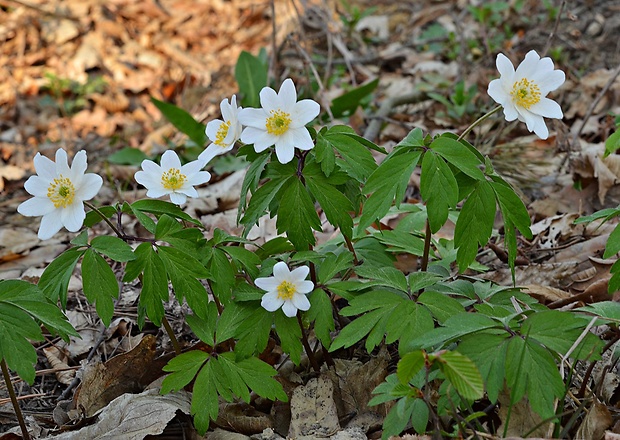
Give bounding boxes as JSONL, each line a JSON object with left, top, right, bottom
{"left": 43, "top": 346, "right": 75, "bottom": 386}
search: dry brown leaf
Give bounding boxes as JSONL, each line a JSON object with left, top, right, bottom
{"left": 43, "top": 346, "right": 75, "bottom": 386}
{"left": 216, "top": 402, "right": 273, "bottom": 435}
{"left": 523, "top": 284, "right": 572, "bottom": 305}
{"left": 288, "top": 375, "right": 340, "bottom": 438}
{"left": 575, "top": 401, "right": 612, "bottom": 440}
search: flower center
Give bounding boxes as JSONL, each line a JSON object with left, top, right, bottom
{"left": 215, "top": 121, "right": 231, "bottom": 147}
{"left": 47, "top": 175, "right": 75, "bottom": 208}
{"left": 510, "top": 78, "right": 541, "bottom": 109}
{"left": 265, "top": 110, "right": 292, "bottom": 136}
{"left": 161, "top": 168, "right": 186, "bottom": 190}
{"left": 277, "top": 280, "right": 296, "bottom": 300}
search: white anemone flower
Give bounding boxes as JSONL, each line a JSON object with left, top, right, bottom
{"left": 255, "top": 261, "right": 314, "bottom": 317}
{"left": 198, "top": 95, "right": 243, "bottom": 166}
{"left": 487, "top": 50, "right": 565, "bottom": 139}
{"left": 17, "top": 148, "right": 103, "bottom": 240}
{"left": 134, "top": 150, "right": 211, "bottom": 205}
{"left": 238, "top": 78, "right": 320, "bottom": 164}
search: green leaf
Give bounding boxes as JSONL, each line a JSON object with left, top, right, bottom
{"left": 605, "top": 223, "right": 620, "bottom": 258}
{"left": 317, "top": 252, "right": 354, "bottom": 284}
{"left": 314, "top": 129, "right": 337, "bottom": 176}
{"left": 458, "top": 333, "right": 509, "bottom": 403}
{"left": 238, "top": 152, "right": 270, "bottom": 223}
{"left": 82, "top": 249, "right": 119, "bottom": 326}
{"left": 505, "top": 336, "right": 565, "bottom": 420}
{"left": 241, "top": 176, "right": 289, "bottom": 229}
{"left": 454, "top": 180, "right": 496, "bottom": 271}
{"left": 38, "top": 248, "right": 84, "bottom": 307}
{"left": 224, "top": 354, "right": 287, "bottom": 402}
{"left": 192, "top": 361, "right": 219, "bottom": 434}
{"left": 330, "top": 78, "right": 379, "bottom": 118}
{"left": 420, "top": 151, "right": 458, "bottom": 233}
{"left": 151, "top": 97, "right": 206, "bottom": 147}
{"left": 107, "top": 147, "right": 150, "bottom": 165}
{"left": 158, "top": 246, "right": 210, "bottom": 319}
{"left": 354, "top": 265, "right": 408, "bottom": 292}
{"left": 276, "top": 178, "right": 322, "bottom": 249}
{"left": 305, "top": 165, "right": 354, "bottom": 238}
{"left": 131, "top": 199, "right": 200, "bottom": 226}
{"left": 605, "top": 130, "right": 620, "bottom": 157}
{"left": 90, "top": 236, "right": 136, "bottom": 262}
{"left": 319, "top": 128, "right": 377, "bottom": 182}
{"left": 217, "top": 302, "right": 271, "bottom": 357}
{"left": 84, "top": 205, "right": 117, "bottom": 228}
{"left": 435, "top": 350, "right": 484, "bottom": 400}
{"left": 186, "top": 303, "right": 218, "bottom": 346}
{"left": 397, "top": 350, "right": 425, "bottom": 384}
{"left": 359, "top": 151, "right": 421, "bottom": 232}
{"left": 396, "top": 127, "right": 425, "bottom": 149}
{"left": 430, "top": 136, "right": 485, "bottom": 181}
{"left": 490, "top": 179, "right": 532, "bottom": 240}
{"left": 417, "top": 290, "right": 465, "bottom": 323}
{"left": 408, "top": 272, "right": 442, "bottom": 292}
{"left": 307, "top": 289, "right": 334, "bottom": 348}
{"left": 161, "top": 350, "right": 209, "bottom": 393}
{"left": 235, "top": 51, "right": 268, "bottom": 108}
{"left": 275, "top": 311, "right": 303, "bottom": 364}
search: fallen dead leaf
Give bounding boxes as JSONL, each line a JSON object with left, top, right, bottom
{"left": 575, "top": 401, "right": 612, "bottom": 440}
{"left": 288, "top": 374, "right": 340, "bottom": 438}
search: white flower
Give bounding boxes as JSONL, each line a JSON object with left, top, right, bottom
{"left": 255, "top": 261, "right": 314, "bottom": 317}
{"left": 134, "top": 150, "right": 211, "bottom": 205}
{"left": 198, "top": 95, "right": 243, "bottom": 166}
{"left": 487, "top": 50, "right": 565, "bottom": 139}
{"left": 238, "top": 78, "right": 320, "bottom": 164}
{"left": 17, "top": 148, "right": 103, "bottom": 240}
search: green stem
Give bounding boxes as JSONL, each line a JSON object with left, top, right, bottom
{"left": 1, "top": 359, "right": 30, "bottom": 440}
{"left": 297, "top": 312, "right": 320, "bottom": 373}
{"left": 84, "top": 201, "right": 123, "bottom": 238}
{"left": 457, "top": 105, "right": 502, "bottom": 141}
{"left": 162, "top": 316, "right": 182, "bottom": 355}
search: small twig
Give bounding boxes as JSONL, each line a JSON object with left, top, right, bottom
{"left": 297, "top": 312, "right": 320, "bottom": 373}
{"left": 363, "top": 90, "right": 428, "bottom": 142}
{"left": 542, "top": 0, "right": 567, "bottom": 58}
{"left": 1, "top": 359, "right": 30, "bottom": 440}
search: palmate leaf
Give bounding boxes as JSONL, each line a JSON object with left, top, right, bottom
{"left": 38, "top": 247, "right": 84, "bottom": 308}
{"left": 358, "top": 150, "right": 421, "bottom": 232}
{"left": 429, "top": 135, "right": 485, "bottom": 181}
{"left": 435, "top": 350, "right": 484, "bottom": 401}
{"left": 240, "top": 175, "right": 289, "bottom": 231}
{"left": 454, "top": 180, "right": 496, "bottom": 271}
{"left": 317, "top": 126, "right": 377, "bottom": 182}
{"left": 275, "top": 311, "right": 303, "bottom": 364}
{"left": 90, "top": 236, "right": 136, "bottom": 262}
{"left": 420, "top": 151, "right": 458, "bottom": 233}
{"left": 307, "top": 289, "right": 335, "bottom": 348}
{"left": 0, "top": 280, "right": 78, "bottom": 383}
{"left": 276, "top": 178, "right": 322, "bottom": 249}
{"left": 82, "top": 249, "right": 119, "bottom": 326}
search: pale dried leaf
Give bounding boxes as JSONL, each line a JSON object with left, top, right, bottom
{"left": 288, "top": 375, "right": 340, "bottom": 438}
{"left": 575, "top": 402, "right": 612, "bottom": 440}
{"left": 43, "top": 346, "right": 75, "bottom": 386}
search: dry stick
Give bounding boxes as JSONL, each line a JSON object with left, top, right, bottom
{"left": 297, "top": 312, "right": 320, "bottom": 373}
{"left": 363, "top": 90, "right": 428, "bottom": 142}
{"left": 541, "top": 0, "right": 567, "bottom": 58}
{"left": 1, "top": 359, "right": 30, "bottom": 440}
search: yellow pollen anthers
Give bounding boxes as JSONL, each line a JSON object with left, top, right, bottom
{"left": 215, "top": 121, "right": 231, "bottom": 147}
{"left": 161, "top": 168, "right": 186, "bottom": 190}
{"left": 277, "top": 280, "right": 296, "bottom": 300}
{"left": 265, "top": 110, "right": 292, "bottom": 136}
{"left": 47, "top": 175, "right": 75, "bottom": 208}
{"left": 510, "top": 78, "right": 541, "bottom": 109}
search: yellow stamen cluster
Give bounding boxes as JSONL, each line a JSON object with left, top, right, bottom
{"left": 265, "top": 110, "right": 292, "bottom": 136}
{"left": 214, "top": 121, "right": 231, "bottom": 147}
{"left": 47, "top": 175, "right": 75, "bottom": 208}
{"left": 161, "top": 168, "right": 186, "bottom": 190}
{"left": 277, "top": 280, "right": 296, "bottom": 300}
{"left": 510, "top": 78, "right": 541, "bottom": 109}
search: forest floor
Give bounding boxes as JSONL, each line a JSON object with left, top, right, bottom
{"left": 1, "top": 0, "right": 620, "bottom": 439}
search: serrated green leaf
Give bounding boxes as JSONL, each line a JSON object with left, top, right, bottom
{"left": 430, "top": 136, "right": 485, "bottom": 181}
{"left": 436, "top": 350, "right": 484, "bottom": 401}
{"left": 605, "top": 223, "right": 620, "bottom": 258}
{"left": 317, "top": 252, "right": 354, "bottom": 284}
{"left": 354, "top": 265, "right": 408, "bottom": 292}
{"left": 161, "top": 350, "right": 209, "bottom": 392}
{"left": 241, "top": 176, "right": 289, "bottom": 229}
{"left": 84, "top": 205, "right": 117, "bottom": 228}
{"left": 82, "top": 250, "right": 119, "bottom": 326}
{"left": 420, "top": 151, "right": 458, "bottom": 233}
{"left": 454, "top": 180, "right": 496, "bottom": 271}
{"left": 186, "top": 303, "right": 218, "bottom": 346}
{"left": 238, "top": 152, "right": 270, "bottom": 223}
{"left": 38, "top": 248, "right": 84, "bottom": 307}
{"left": 276, "top": 178, "right": 322, "bottom": 249}
{"left": 505, "top": 336, "right": 565, "bottom": 420}
{"left": 458, "top": 333, "right": 508, "bottom": 403}
{"left": 417, "top": 290, "right": 465, "bottom": 323}
{"left": 151, "top": 97, "right": 206, "bottom": 147}
{"left": 192, "top": 362, "right": 219, "bottom": 434}
{"left": 408, "top": 272, "right": 442, "bottom": 292}
{"left": 314, "top": 130, "right": 337, "bottom": 176}
{"left": 321, "top": 130, "right": 377, "bottom": 182}
{"left": 217, "top": 302, "right": 272, "bottom": 357}
{"left": 397, "top": 350, "right": 425, "bottom": 384}
{"left": 275, "top": 311, "right": 303, "bottom": 364}
{"left": 305, "top": 166, "right": 354, "bottom": 238}
{"left": 229, "top": 355, "right": 287, "bottom": 402}
{"left": 90, "top": 236, "right": 136, "bottom": 262}
{"left": 396, "top": 127, "right": 424, "bottom": 149}
{"left": 307, "top": 289, "right": 334, "bottom": 348}
{"left": 490, "top": 179, "right": 532, "bottom": 239}
{"left": 131, "top": 199, "right": 201, "bottom": 225}
{"left": 358, "top": 151, "right": 420, "bottom": 232}
{"left": 235, "top": 51, "right": 268, "bottom": 108}
{"left": 373, "top": 229, "right": 425, "bottom": 257}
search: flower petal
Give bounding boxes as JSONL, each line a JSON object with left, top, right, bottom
{"left": 296, "top": 280, "right": 315, "bottom": 294}
{"left": 206, "top": 119, "right": 225, "bottom": 141}
{"left": 146, "top": 187, "right": 170, "bottom": 198}
{"left": 281, "top": 301, "right": 298, "bottom": 317}
{"left": 487, "top": 79, "right": 510, "bottom": 106}
{"left": 181, "top": 159, "right": 204, "bottom": 177}
{"left": 188, "top": 170, "right": 211, "bottom": 186}
{"left": 514, "top": 50, "right": 540, "bottom": 80}
{"left": 533, "top": 70, "right": 565, "bottom": 95}
{"left": 33, "top": 153, "right": 57, "bottom": 180}
{"left": 55, "top": 149, "right": 71, "bottom": 176}
{"left": 290, "top": 127, "right": 314, "bottom": 150}
{"left": 261, "top": 292, "right": 284, "bottom": 312}
{"left": 178, "top": 186, "right": 199, "bottom": 199}
{"left": 38, "top": 211, "right": 64, "bottom": 240}
{"left": 169, "top": 192, "right": 187, "bottom": 205}
{"left": 241, "top": 127, "right": 276, "bottom": 152}
{"left": 501, "top": 103, "right": 519, "bottom": 122}
{"left": 291, "top": 293, "right": 311, "bottom": 312}
{"left": 160, "top": 150, "right": 182, "bottom": 170}
{"left": 529, "top": 97, "right": 563, "bottom": 119}
{"left": 61, "top": 201, "right": 86, "bottom": 232}
{"left": 76, "top": 173, "right": 103, "bottom": 201}
{"left": 24, "top": 175, "right": 50, "bottom": 197}
{"left": 274, "top": 143, "right": 295, "bottom": 164}
{"left": 70, "top": 150, "right": 88, "bottom": 179}
{"left": 290, "top": 265, "right": 310, "bottom": 282}
{"left": 273, "top": 261, "right": 290, "bottom": 280}
{"left": 278, "top": 79, "right": 298, "bottom": 111}
{"left": 255, "top": 276, "right": 280, "bottom": 291}
{"left": 238, "top": 108, "right": 268, "bottom": 128}
{"left": 291, "top": 99, "right": 320, "bottom": 127}
{"left": 259, "top": 86, "right": 281, "bottom": 113}
{"left": 496, "top": 53, "right": 515, "bottom": 79}
{"left": 17, "top": 197, "right": 55, "bottom": 217}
